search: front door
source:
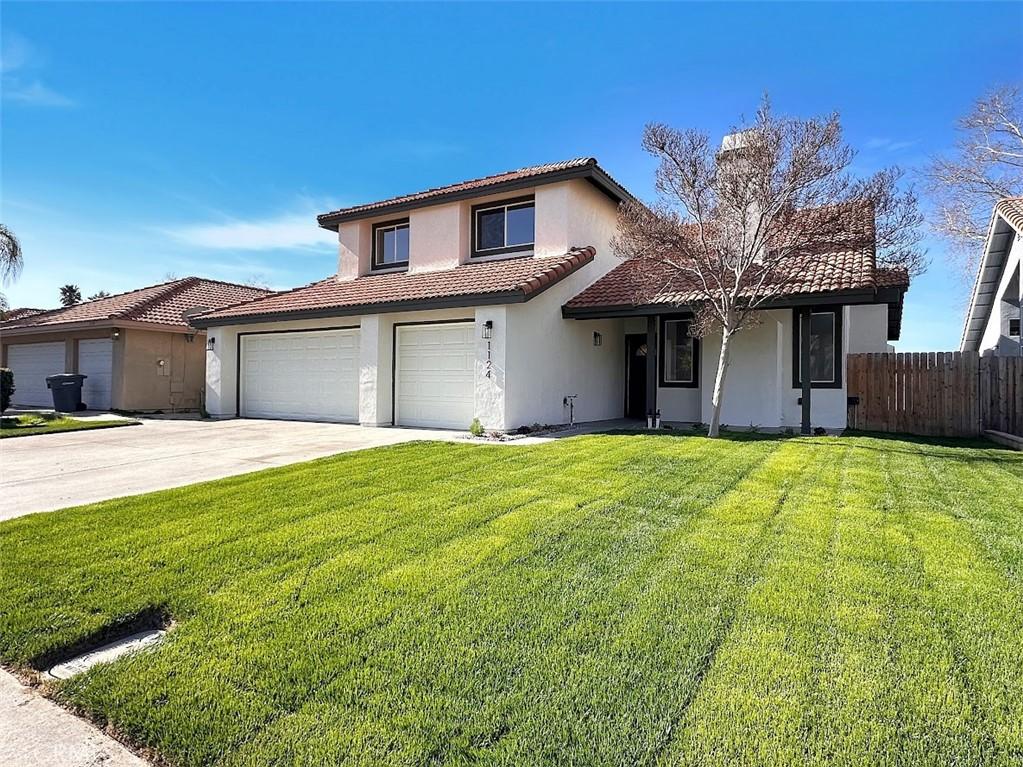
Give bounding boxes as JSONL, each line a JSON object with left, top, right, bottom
{"left": 625, "top": 334, "right": 647, "bottom": 419}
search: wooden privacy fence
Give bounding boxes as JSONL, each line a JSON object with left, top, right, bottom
{"left": 847, "top": 352, "right": 1023, "bottom": 438}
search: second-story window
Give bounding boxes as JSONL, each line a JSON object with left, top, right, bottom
{"left": 373, "top": 219, "right": 410, "bottom": 270}
{"left": 472, "top": 196, "right": 535, "bottom": 257}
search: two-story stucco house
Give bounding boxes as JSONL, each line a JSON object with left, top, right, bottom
{"left": 961, "top": 197, "right": 1022, "bottom": 357}
{"left": 192, "top": 158, "right": 909, "bottom": 432}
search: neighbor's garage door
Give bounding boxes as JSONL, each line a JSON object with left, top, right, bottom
{"left": 394, "top": 322, "right": 475, "bottom": 429}
{"left": 77, "top": 339, "right": 113, "bottom": 410}
{"left": 7, "top": 342, "right": 66, "bottom": 406}
{"left": 240, "top": 329, "right": 360, "bottom": 422}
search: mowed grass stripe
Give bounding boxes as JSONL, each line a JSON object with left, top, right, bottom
{"left": 882, "top": 442, "right": 1023, "bottom": 761}
{"left": 53, "top": 436, "right": 778, "bottom": 766}
{"left": 215, "top": 439, "right": 796, "bottom": 766}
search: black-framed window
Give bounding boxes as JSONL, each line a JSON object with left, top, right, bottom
{"left": 659, "top": 317, "right": 699, "bottom": 387}
{"left": 471, "top": 196, "right": 535, "bottom": 257}
{"left": 1009, "top": 317, "right": 1021, "bottom": 337}
{"left": 372, "top": 219, "right": 410, "bottom": 269}
{"left": 792, "top": 307, "right": 843, "bottom": 389}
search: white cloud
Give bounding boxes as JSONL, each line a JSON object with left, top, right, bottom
{"left": 164, "top": 211, "right": 337, "bottom": 251}
{"left": 864, "top": 137, "right": 916, "bottom": 153}
{"left": 5, "top": 80, "right": 75, "bottom": 107}
{"left": 1, "top": 33, "right": 75, "bottom": 108}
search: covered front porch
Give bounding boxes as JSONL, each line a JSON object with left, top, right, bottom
{"left": 570, "top": 304, "right": 880, "bottom": 434}
{"left": 622, "top": 311, "right": 826, "bottom": 434}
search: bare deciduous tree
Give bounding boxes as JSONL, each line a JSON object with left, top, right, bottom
{"left": 613, "top": 99, "right": 926, "bottom": 437}
{"left": 924, "top": 85, "right": 1023, "bottom": 282}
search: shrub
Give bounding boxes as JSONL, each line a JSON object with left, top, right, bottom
{"left": 0, "top": 368, "right": 13, "bottom": 413}
{"left": 469, "top": 418, "right": 484, "bottom": 437}
{"left": 813, "top": 426, "right": 828, "bottom": 436}
{"left": 690, "top": 422, "right": 707, "bottom": 432}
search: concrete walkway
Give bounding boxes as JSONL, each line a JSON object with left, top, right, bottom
{"left": 0, "top": 670, "right": 148, "bottom": 766}
{"left": 0, "top": 417, "right": 460, "bottom": 520}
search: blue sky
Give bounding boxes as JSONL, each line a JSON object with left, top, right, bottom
{"left": 2, "top": 2, "right": 1020, "bottom": 351}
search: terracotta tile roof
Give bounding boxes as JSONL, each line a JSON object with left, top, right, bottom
{"left": 2, "top": 278, "right": 271, "bottom": 331}
{"left": 565, "top": 243, "right": 906, "bottom": 311}
{"left": 875, "top": 267, "right": 910, "bottom": 289}
{"left": 193, "top": 248, "right": 595, "bottom": 326}
{"left": 2, "top": 307, "right": 46, "bottom": 322}
{"left": 995, "top": 196, "right": 1023, "bottom": 235}
{"left": 317, "top": 159, "right": 633, "bottom": 226}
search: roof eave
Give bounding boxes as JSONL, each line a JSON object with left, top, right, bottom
{"left": 0, "top": 318, "right": 204, "bottom": 337}
{"left": 562, "top": 286, "right": 907, "bottom": 319}
{"left": 960, "top": 212, "right": 1016, "bottom": 351}
{"left": 316, "top": 164, "right": 634, "bottom": 231}
{"left": 191, "top": 290, "right": 532, "bottom": 328}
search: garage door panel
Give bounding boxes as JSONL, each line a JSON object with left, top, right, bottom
{"left": 240, "top": 329, "right": 359, "bottom": 422}
{"left": 7, "top": 342, "right": 66, "bottom": 407}
{"left": 78, "top": 339, "right": 113, "bottom": 410}
{"left": 395, "top": 323, "right": 475, "bottom": 429}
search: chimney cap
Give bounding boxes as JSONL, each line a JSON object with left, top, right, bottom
{"left": 720, "top": 130, "right": 755, "bottom": 153}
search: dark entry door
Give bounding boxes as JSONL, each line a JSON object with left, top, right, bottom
{"left": 625, "top": 334, "right": 647, "bottom": 419}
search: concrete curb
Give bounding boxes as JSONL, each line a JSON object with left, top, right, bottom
{"left": 0, "top": 669, "right": 149, "bottom": 766}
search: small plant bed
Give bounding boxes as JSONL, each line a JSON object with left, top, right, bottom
{"left": 0, "top": 413, "right": 139, "bottom": 439}
{"left": 463, "top": 421, "right": 572, "bottom": 442}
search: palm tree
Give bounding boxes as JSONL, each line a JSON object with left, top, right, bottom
{"left": 0, "top": 224, "right": 23, "bottom": 284}
{"left": 60, "top": 284, "right": 82, "bottom": 307}
{"left": 0, "top": 224, "right": 24, "bottom": 313}
{"left": 87, "top": 290, "right": 111, "bottom": 301}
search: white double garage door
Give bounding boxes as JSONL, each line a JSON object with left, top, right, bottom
{"left": 239, "top": 322, "right": 475, "bottom": 429}
{"left": 7, "top": 339, "right": 113, "bottom": 409}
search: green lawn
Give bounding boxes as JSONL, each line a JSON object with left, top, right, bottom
{"left": 0, "top": 414, "right": 138, "bottom": 438}
{"left": 1, "top": 433, "right": 1022, "bottom": 766}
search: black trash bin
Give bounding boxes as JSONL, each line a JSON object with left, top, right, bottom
{"left": 46, "top": 373, "right": 88, "bottom": 412}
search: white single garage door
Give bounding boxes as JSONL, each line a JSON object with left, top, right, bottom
{"left": 78, "top": 339, "right": 114, "bottom": 410}
{"left": 7, "top": 342, "right": 66, "bottom": 407}
{"left": 240, "top": 329, "right": 360, "bottom": 422}
{"left": 395, "top": 322, "right": 475, "bottom": 429}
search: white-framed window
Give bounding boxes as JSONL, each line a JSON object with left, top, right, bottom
{"left": 472, "top": 196, "right": 535, "bottom": 257}
{"left": 373, "top": 219, "right": 410, "bottom": 269}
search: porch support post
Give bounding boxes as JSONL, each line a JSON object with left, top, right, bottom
{"left": 646, "top": 315, "right": 657, "bottom": 422}
{"left": 800, "top": 307, "right": 812, "bottom": 435}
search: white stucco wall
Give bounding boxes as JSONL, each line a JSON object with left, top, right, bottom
{"left": 979, "top": 232, "right": 1022, "bottom": 355}
{"left": 504, "top": 180, "right": 627, "bottom": 428}
{"left": 621, "top": 303, "right": 892, "bottom": 429}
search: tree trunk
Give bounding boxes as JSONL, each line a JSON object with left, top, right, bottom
{"left": 707, "top": 330, "right": 733, "bottom": 437}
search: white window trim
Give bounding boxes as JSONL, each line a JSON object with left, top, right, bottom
{"left": 374, "top": 221, "right": 410, "bottom": 268}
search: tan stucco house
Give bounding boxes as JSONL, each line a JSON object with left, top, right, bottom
{"left": 1, "top": 277, "right": 269, "bottom": 411}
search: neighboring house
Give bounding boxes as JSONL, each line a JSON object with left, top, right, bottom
{"left": 1, "top": 277, "right": 270, "bottom": 410}
{"left": 192, "top": 158, "right": 909, "bottom": 431}
{"left": 961, "top": 197, "right": 1023, "bottom": 357}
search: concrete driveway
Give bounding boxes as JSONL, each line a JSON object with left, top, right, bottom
{"left": 0, "top": 417, "right": 459, "bottom": 520}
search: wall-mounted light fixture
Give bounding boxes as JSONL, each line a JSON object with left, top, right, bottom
{"left": 593, "top": 331, "right": 602, "bottom": 347}
{"left": 185, "top": 333, "right": 196, "bottom": 343}
{"left": 482, "top": 320, "right": 493, "bottom": 340}
{"left": 111, "top": 329, "right": 120, "bottom": 339}
{"left": 206, "top": 337, "right": 216, "bottom": 352}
